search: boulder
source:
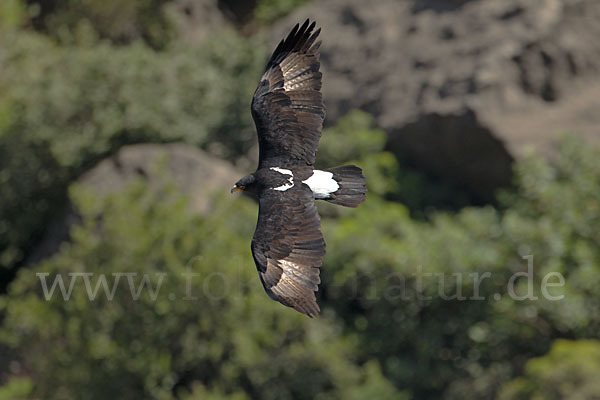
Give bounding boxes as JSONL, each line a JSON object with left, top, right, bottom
{"left": 166, "top": 0, "right": 228, "bottom": 43}
{"left": 276, "top": 0, "right": 600, "bottom": 201}
{"left": 27, "top": 143, "right": 242, "bottom": 264}
{"left": 79, "top": 143, "right": 241, "bottom": 212}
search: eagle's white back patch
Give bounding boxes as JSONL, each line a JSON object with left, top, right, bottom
{"left": 270, "top": 167, "right": 294, "bottom": 191}
{"left": 302, "top": 170, "right": 339, "bottom": 199}
{"left": 270, "top": 167, "right": 292, "bottom": 176}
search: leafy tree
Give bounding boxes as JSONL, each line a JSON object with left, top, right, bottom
{"left": 0, "top": 0, "right": 26, "bottom": 31}
{"left": 0, "top": 177, "right": 405, "bottom": 399}
{"left": 318, "top": 137, "right": 600, "bottom": 399}
{"left": 0, "top": 377, "right": 32, "bottom": 400}
{"left": 25, "top": 0, "right": 174, "bottom": 49}
{"left": 2, "top": 6, "right": 600, "bottom": 395}
{"left": 498, "top": 339, "right": 600, "bottom": 400}
{"left": 318, "top": 110, "right": 474, "bottom": 216}
{"left": 0, "top": 29, "right": 264, "bottom": 276}
{"left": 254, "top": 0, "right": 313, "bottom": 24}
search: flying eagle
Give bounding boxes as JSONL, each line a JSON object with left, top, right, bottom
{"left": 232, "top": 20, "right": 367, "bottom": 317}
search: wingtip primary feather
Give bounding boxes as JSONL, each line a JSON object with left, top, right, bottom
{"left": 265, "top": 19, "right": 321, "bottom": 70}
{"left": 299, "top": 19, "right": 311, "bottom": 33}
{"left": 302, "top": 27, "right": 321, "bottom": 52}
{"left": 309, "top": 40, "right": 322, "bottom": 55}
{"left": 288, "top": 22, "right": 300, "bottom": 40}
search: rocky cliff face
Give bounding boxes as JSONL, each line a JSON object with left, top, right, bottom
{"left": 277, "top": 0, "right": 600, "bottom": 201}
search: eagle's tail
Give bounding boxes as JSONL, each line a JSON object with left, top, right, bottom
{"left": 325, "top": 165, "right": 367, "bottom": 208}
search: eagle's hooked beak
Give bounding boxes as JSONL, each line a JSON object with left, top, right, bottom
{"left": 231, "top": 185, "right": 245, "bottom": 193}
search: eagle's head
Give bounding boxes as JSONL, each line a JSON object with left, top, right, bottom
{"left": 231, "top": 174, "right": 258, "bottom": 194}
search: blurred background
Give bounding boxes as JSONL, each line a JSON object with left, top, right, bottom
{"left": 1, "top": 0, "right": 600, "bottom": 399}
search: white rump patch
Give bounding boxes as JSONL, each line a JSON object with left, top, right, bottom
{"left": 302, "top": 170, "right": 339, "bottom": 199}
{"left": 270, "top": 167, "right": 294, "bottom": 191}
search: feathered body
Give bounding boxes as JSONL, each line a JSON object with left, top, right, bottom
{"left": 232, "top": 20, "right": 367, "bottom": 317}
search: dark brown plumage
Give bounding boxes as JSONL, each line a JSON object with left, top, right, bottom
{"left": 251, "top": 19, "right": 324, "bottom": 169}
{"left": 252, "top": 187, "right": 324, "bottom": 317}
{"left": 232, "top": 20, "right": 367, "bottom": 317}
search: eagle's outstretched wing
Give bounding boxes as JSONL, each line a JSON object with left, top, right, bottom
{"left": 251, "top": 186, "right": 325, "bottom": 317}
{"left": 251, "top": 20, "right": 325, "bottom": 169}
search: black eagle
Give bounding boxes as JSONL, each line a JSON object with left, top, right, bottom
{"left": 232, "top": 20, "right": 367, "bottom": 317}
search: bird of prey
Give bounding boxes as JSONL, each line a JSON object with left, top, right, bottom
{"left": 232, "top": 20, "right": 366, "bottom": 317}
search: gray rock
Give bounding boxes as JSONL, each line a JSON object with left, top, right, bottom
{"left": 27, "top": 143, "right": 241, "bottom": 264}
{"left": 275, "top": 0, "right": 600, "bottom": 201}
{"left": 166, "top": 0, "right": 228, "bottom": 44}
{"left": 79, "top": 143, "right": 241, "bottom": 213}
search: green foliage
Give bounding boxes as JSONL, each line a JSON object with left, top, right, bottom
{"left": 498, "top": 339, "right": 600, "bottom": 400}
{"left": 497, "top": 137, "right": 600, "bottom": 336}
{"left": 0, "top": 29, "right": 264, "bottom": 272}
{"left": 318, "top": 110, "right": 474, "bottom": 215}
{"left": 0, "top": 0, "right": 26, "bottom": 31}
{"left": 23, "top": 0, "right": 315, "bottom": 45}
{"left": 178, "top": 383, "right": 249, "bottom": 400}
{"left": 317, "top": 110, "right": 387, "bottom": 167}
{"left": 0, "top": 377, "right": 33, "bottom": 400}
{"left": 254, "top": 0, "right": 313, "bottom": 24}
{"left": 0, "top": 178, "right": 404, "bottom": 399}
{"left": 319, "top": 137, "right": 600, "bottom": 399}
{"left": 2, "top": 2, "right": 600, "bottom": 397}
{"left": 2, "top": 128, "right": 600, "bottom": 399}
{"left": 27, "top": 0, "right": 173, "bottom": 49}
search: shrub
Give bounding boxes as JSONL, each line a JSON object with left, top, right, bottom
{"left": 0, "top": 178, "right": 404, "bottom": 399}
{"left": 320, "top": 137, "right": 600, "bottom": 399}
{"left": 0, "top": 30, "right": 264, "bottom": 273}
{"left": 26, "top": 0, "right": 174, "bottom": 49}
{"left": 498, "top": 339, "right": 600, "bottom": 400}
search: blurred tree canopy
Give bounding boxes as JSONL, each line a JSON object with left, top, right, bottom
{"left": 1, "top": 125, "right": 599, "bottom": 399}
{"left": 0, "top": 180, "right": 408, "bottom": 400}
{"left": 0, "top": 7, "right": 265, "bottom": 277}
{"left": 25, "top": 0, "right": 174, "bottom": 49}
{"left": 498, "top": 339, "right": 600, "bottom": 400}
{"left": 254, "top": 0, "right": 313, "bottom": 24}
{"left": 1, "top": 0, "right": 600, "bottom": 399}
